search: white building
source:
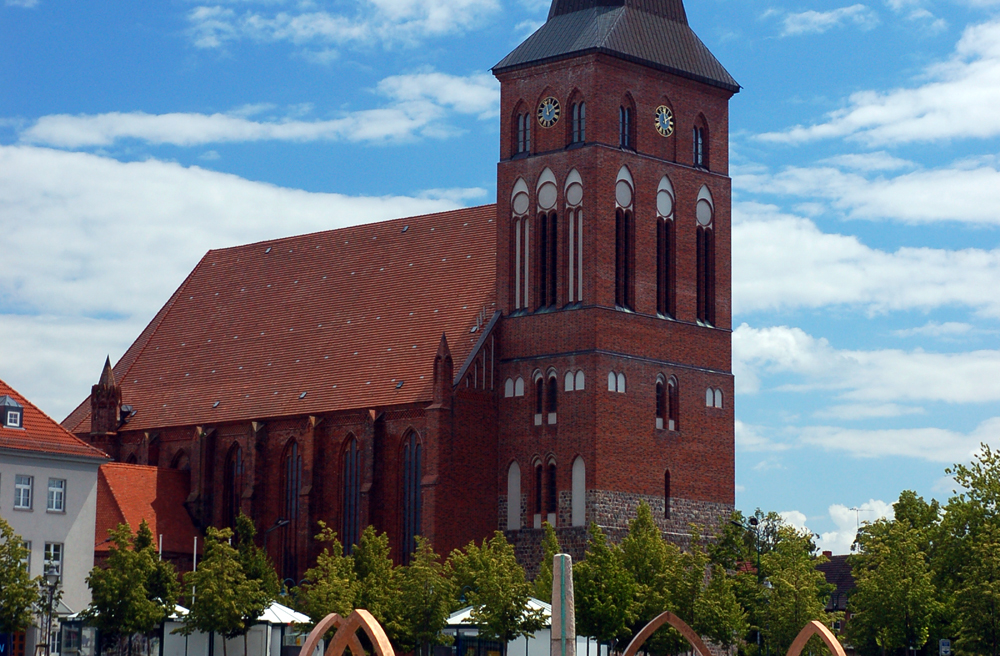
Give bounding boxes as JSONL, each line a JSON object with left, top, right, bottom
{"left": 0, "top": 379, "right": 109, "bottom": 656}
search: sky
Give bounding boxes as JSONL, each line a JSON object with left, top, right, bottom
{"left": 2, "top": 0, "right": 999, "bottom": 555}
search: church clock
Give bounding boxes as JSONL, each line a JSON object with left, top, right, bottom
{"left": 537, "top": 96, "right": 561, "bottom": 128}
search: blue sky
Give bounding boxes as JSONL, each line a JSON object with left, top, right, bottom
{"left": 2, "top": 0, "right": 999, "bottom": 553}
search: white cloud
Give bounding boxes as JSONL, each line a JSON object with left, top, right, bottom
{"left": 737, "top": 163, "right": 1000, "bottom": 225}
{"left": 733, "top": 323, "right": 1000, "bottom": 405}
{"left": 817, "top": 500, "right": 893, "bottom": 554}
{"left": 813, "top": 403, "right": 925, "bottom": 419}
{"left": 759, "top": 18, "right": 1000, "bottom": 144}
{"left": 0, "top": 144, "right": 471, "bottom": 419}
{"left": 186, "top": 0, "right": 500, "bottom": 52}
{"left": 801, "top": 417, "right": 1000, "bottom": 462}
{"left": 893, "top": 321, "right": 975, "bottom": 338}
{"left": 736, "top": 419, "right": 792, "bottom": 451}
{"left": 780, "top": 4, "right": 878, "bottom": 36}
{"left": 19, "top": 72, "right": 498, "bottom": 149}
{"left": 779, "top": 509, "right": 808, "bottom": 530}
{"left": 5, "top": 0, "right": 38, "bottom": 6}
{"left": 818, "top": 151, "right": 915, "bottom": 172}
{"left": 732, "top": 203, "right": 1000, "bottom": 315}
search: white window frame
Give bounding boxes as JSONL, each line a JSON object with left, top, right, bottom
{"left": 6, "top": 409, "right": 21, "bottom": 428}
{"left": 14, "top": 474, "right": 32, "bottom": 509}
{"left": 47, "top": 478, "right": 66, "bottom": 512}
{"left": 44, "top": 542, "right": 63, "bottom": 581}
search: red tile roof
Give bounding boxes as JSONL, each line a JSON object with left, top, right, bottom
{"left": 0, "top": 378, "right": 109, "bottom": 460}
{"left": 95, "top": 463, "right": 200, "bottom": 555}
{"left": 64, "top": 206, "right": 498, "bottom": 433}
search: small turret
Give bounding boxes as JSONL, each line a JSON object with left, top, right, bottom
{"left": 90, "top": 356, "right": 122, "bottom": 436}
{"left": 431, "top": 333, "right": 454, "bottom": 409}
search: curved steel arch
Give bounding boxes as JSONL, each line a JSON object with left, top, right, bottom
{"left": 621, "top": 611, "right": 712, "bottom": 656}
{"left": 786, "top": 620, "right": 846, "bottom": 656}
{"left": 298, "top": 609, "right": 393, "bottom": 656}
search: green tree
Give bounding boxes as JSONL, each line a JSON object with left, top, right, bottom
{"left": 574, "top": 523, "right": 636, "bottom": 652}
{"left": 233, "top": 514, "right": 279, "bottom": 656}
{"left": 395, "top": 537, "right": 455, "bottom": 656}
{"left": 0, "top": 516, "right": 39, "bottom": 634}
{"left": 693, "top": 564, "right": 749, "bottom": 653}
{"left": 759, "top": 527, "right": 835, "bottom": 656}
{"left": 532, "top": 522, "right": 560, "bottom": 603}
{"left": 847, "top": 519, "right": 937, "bottom": 656}
{"left": 447, "top": 531, "right": 545, "bottom": 654}
{"left": 351, "top": 526, "right": 400, "bottom": 640}
{"left": 953, "top": 523, "right": 1000, "bottom": 656}
{"left": 84, "top": 521, "right": 179, "bottom": 654}
{"left": 179, "top": 527, "right": 266, "bottom": 656}
{"left": 295, "top": 523, "right": 358, "bottom": 624}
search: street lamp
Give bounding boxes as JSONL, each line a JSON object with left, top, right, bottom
{"left": 42, "top": 565, "right": 60, "bottom": 656}
{"left": 263, "top": 518, "right": 290, "bottom": 550}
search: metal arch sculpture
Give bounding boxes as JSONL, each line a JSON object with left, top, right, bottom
{"left": 785, "top": 620, "right": 847, "bottom": 656}
{"left": 298, "top": 609, "right": 394, "bottom": 656}
{"left": 621, "top": 611, "right": 713, "bottom": 656}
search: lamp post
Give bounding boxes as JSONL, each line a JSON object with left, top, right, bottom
{"left": 42, "top": 565, "right": 60, "bottom": 656}
{"left": 262, "top": 518, "right": 289, "bottom": 550}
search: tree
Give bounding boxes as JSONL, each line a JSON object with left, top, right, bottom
{"left": 0, "top": 516, "right": 39, "bottom": 634}
{"left": 179, "top": 527, "right": 266, "bottom": 656}
{"left": 532, "top": 522, "right": 560, "bottom": 603}
{"left": 953, "top": 523, "right": 1000, "bottom": 656}
{"left": 395, "top": 537, "right": 455, "bottom": 656}
{"left": 84, "top": 521, "right": 179, "bottom": 654}
{"left": 847, "top": 519, "right": 937, "bottom": 656}
{"left": 693, "top": 564, "right": 748, "bottom": 653}
{"left": 351, "top": 526, "right": 401, "bottom": 640}
{"left": 447, "top": 531, "right": 545, "bottom": 654}
{"left": 573, "top": 523, "right": 636, "bottom": 652}
{"left": 295, "top": 523, "right": 358, "bottom": 624}
{"left": 233, "top": 514, "right": 279, "bottom": 656}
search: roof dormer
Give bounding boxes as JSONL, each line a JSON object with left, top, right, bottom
{"left": 1, "top": 395, "right": 24, "bottom": 429}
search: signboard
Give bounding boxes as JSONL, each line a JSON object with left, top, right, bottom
{"left": 940, "top": 639, "right": 951, "bottom": 656}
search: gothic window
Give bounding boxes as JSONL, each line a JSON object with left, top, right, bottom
{"left": 615, "top": 167, "right": 635, "bottom": 310}
{"left": 668, "top": 376, "right": 679, "bottom": 430}
{"left": 565, "top": 169, "right": 584, "bottom": 303}
{"left": 536, "top": 169, "right": 558, "bottom": 309}
{"left": 664, "top": 470, "right": 672, "bottom": 519}
{"left": 507, "top": 461, "right": 521, "bottom": 530}
{"left": 607, "top": 371, "right": 627, "bottom": 393}
{"left": 534, "top": 370, "right": 544, "bottom": 421}
{"left": 656, "top": 176, "right": 676, "bottom": 318}
{"left": 693, "top": 118, "right": 709, "bottom": 169}
{"left": 515, "top": 109, "right": 532, "bottom": 155}
{"left": 125, "top": 453, "right": 138, "bottom": 464}
{"left": 223, "top": 443, "right": 243, "bottom": 529}
{"left": 575, "top": 370, "right": 585, "bottom": 390}
{"left": 511, "top": 179, "right": 530, "bottom": 311}
{"left": 401, "top": 432, "right": 422, "bottom": 562}
{"left": 342, "top": 436, "right": 361, "bottom": 553}
{"left": 571, "top": 456, "right": 586, "bottom": 527}
{"left": 571, "top": 101, "right": 586, "bottom": 143}
{"left": 715, "top": 388, "right": 724, "bottom": 408}
{"left": 696, "top": 186, "right": 716, "bottom": 326}
{"left": 546, "top": 370, "right": 558, "bottom": 424}
{"left": 564, "top": 371, "right": 574, "bottom": 392}
{"left": 170, "top": 450, "right": 190, "bottom": 471}
{"left": 706, "top": 388, "right": 714, "bottom": 407}
{"left": 505, "top": 378, "right": 514, "bottom": 397}
{"left": 281, "top": 440, "right": 302, "bottom": 580}
{"left": 619, "top": 101, "right": 635, "bottom": 150}
{"left": 546, "top": 461, "right": 557, "bottom": 518}
{"left": 514, "top": 376, "right": 525, "bottom": 396}
{"left": 534, "top": 461, "right": 543, "bottom": 518}
{"left": 656, "top": 376, "right": 666, "bottom": 430}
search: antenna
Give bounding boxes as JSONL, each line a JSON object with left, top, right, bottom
{"left": 849, "top": 507, "right": 875, "bottom": 530}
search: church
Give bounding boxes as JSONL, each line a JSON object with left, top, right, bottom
{"left": 63, "top": 0, "right": 739, "bottom": 580}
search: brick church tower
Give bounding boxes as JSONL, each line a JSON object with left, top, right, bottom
{"left": 492, "top": 0, "right": 739, "bottom": 552}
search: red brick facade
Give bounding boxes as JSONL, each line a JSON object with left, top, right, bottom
{"left": 66, "top": 0, "right": 736, "bottom": 576}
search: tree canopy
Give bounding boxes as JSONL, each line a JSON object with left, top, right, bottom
{"left": 0, "top": 516, "right": 39, "bottom": 634}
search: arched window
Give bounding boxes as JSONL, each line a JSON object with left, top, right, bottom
{"left": 223, "top": 444, "right": 243, "bottom": 529}
{"left": 656, "top": 176, "right": 676, "bottom": 318}
{"left": 693, "top": 117, "right": 709, "bottom": 169}
{"left": 564, "top": 371, "right": 575, "bottom": 392}
{"left": 615, "top": 167, "right": 635, "bottom": 310}
{"left": 565, "top": 169, "right": 584, "bottom": 304}
{"left": 401, "top": 432, "right": 422, "bottom": 562}
{"left": 534, "top": 371, "right": 544, "bottom": 423}
{"left": 546, "top": 371, "right": 558, "bottom": 424}
{"left": 507, "top": 461, "right": 521, "bottom": 530}
{"left": 342, "top": 436, "right": 361, "bottom": 553}
{"left": 608, "top": 371, "right": 626, "bottom": 393}
{"left": 515, "top": 107, "right": 531, "bottom": 155}
{"left": 696, "top": 186, "right": 716, "bottom": 326}
{"left": 664, "top": 470, "right": 671, "bottom": 519}
{"left": 655, "top": 376, "right": 666, "bottom": 430}
{"left": 126, "top": 452, "right": 138, "bottom": 464}
{"left": 505, "top": 378, "right": 514, "bottom": 397}
{"left": 281, "top": 440, "right": 302, "bottom": 579}
{"left": 571, "top": 101, "right": 586, "bottom": 144}
{"left": 514, "top": 376, "right": 525, "bottom": 397}
{"left": 575, "top": 370, "right": 585, "bottom": 390}
{"left": 617, "top": 372, "right": 627, "bottom": 394}
{"left": 170, "top": 450, "right": 190, "bottom": 471}
{"left": 546, "top": 461, "right": 558, "bottom": 520}
{"left": 511, "top": 179, "right": 530, "bottom": 311}
{"left": 536, "top": 169, "right": 558, "bottom": 309}
{"left": 533, "top": 461, "right": 544, "bottom": 524}
{"left": 715, "top": 388, "right": 724, "bottom": 408}
{"left": 668, "top": 376, "right": 679, "bottom": 431}
{"left": 619, "top": 101, "right": 635, "bottom": 150}
{"left": 571, "top": 456, "right": 586, "bottom": 527}
{"left": 705, "top": 387, "right": 714, "bottom": 407}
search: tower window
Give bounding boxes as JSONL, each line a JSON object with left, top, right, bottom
{"left": 655, "top": 377, "right": 665, "bottom": 429}
{"left": 534, "top": 462, "right": 543, "bottom": 516}
{"left": 696, "top": 187, "right": 716, "bottom": 326}
{"left": 547, "top": 372, "right": 558, "bottom": 424}
{"left": 537, "top": 211, "right": 558, "bottom": 308}
{"left": 517, "top": 112, "right": 532, "bottom": 154}
{"left": 619, "top": 105, "right": 634, "bottom": 150}
{"left": 511, "top": 179, "right": 530, "bottom": 310}
{"left": 401, "top": 432, "right": 422, "bottom": 562}
{"left": 693, "top": 121, "right": 709, "bottom": 169}
{"left": 668, "top": 377, "right": 679, "bottom": 431}
{"left": 342, "top": 436, "right": 361, "bottom": 553}
{"left": 565, "top": 170, "right": 584, "bottom": 304}
{"left": 546, "top": 462, "right": 557, "bottom": 515}
{"left": 571, "top": 102, "right": 586, "bottom": 143}
{"left": 608, "top": 371, "right": 627, "bottom": 393}
{"left": 615, "top": 209, "right": 634, "bottom": 309}
{"left": 656, "top": 176, "right": 676, "bottom": 318}
{"left": 664, "top": 470, "right": 671, "bottom": 519}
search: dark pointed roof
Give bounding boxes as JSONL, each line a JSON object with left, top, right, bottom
{"left": 493, "top": 0, "right": 739, "bottom": 93}
{"left": 97, "top": 356, "right": 116, "bottom": 389}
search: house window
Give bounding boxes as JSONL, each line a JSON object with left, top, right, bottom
{"left": 6, "top": 410, "right": 21, "bottom": 428}
{"left": 342, "top": 436, "right": 361, "bottom": 553}
{"left": 14, "top": 475, "right": 32, "bottom": 509}
{"left": 571, "top": 102, "right": 586, "bottom": 143}
{"left": 281, "top": 441, "right": 302, "bottom": 579}
{"left": 1, "top": 396, "right": 24, "bottom": 429}
{"left": 44, "top": 542, "right": 63, "bottom": 581}
{"left": 47, "top": 479, "right": 65, "bottom": 513}
{"left": 696, "top": 187, "right": 716, "bottom": 326}
{"left": 223, "top": 444, "right": 243, "bottom": 528}
{"left": 401, "top": 432, "right": 422, "bottom": 562}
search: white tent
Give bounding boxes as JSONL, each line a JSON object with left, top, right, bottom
{"left": 163, "top": 601, "right": 319, "bottom": 656}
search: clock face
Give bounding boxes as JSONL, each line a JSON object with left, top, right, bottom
{"left": 537, "top": 96, "right": 561, "bottom": 128}
{"left": 654, "top": 105, "right": 674, "bottom": 137}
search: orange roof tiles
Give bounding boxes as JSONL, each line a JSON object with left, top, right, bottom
{"left": 96, "top": 463, "right": 200, "bottom": 555}
{"left": 64, "top": 205, "right": 498, "bottom": 433}
{"left": 0, "top": 378, "right": 109, "bottom": 460}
